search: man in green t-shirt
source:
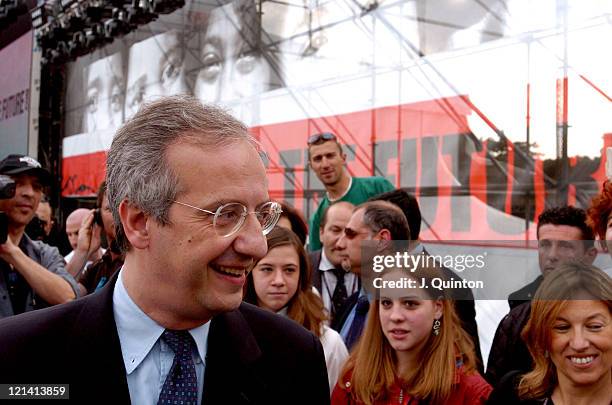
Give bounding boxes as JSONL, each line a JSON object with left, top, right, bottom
{"left": 307, "top": 132, "right": 395, "bottom": 250}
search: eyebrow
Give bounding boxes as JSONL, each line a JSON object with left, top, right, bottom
{"left": 194, "top": 198, "right": 270, "bottom": 210}
{"left": 380, "top": 295, "right": 421, "bottom": 300}
{"left": 555, "top": 313, "right": 608, "bottom": 322}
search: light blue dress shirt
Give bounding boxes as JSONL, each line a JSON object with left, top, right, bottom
{"left": 339, "top": 287, "right": 369, "bottom": 342}
{"left": 113, "top": 269, "right": 210, "bottom": 404}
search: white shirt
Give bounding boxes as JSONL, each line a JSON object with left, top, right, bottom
{"left": 318, "top": 250, "right": 359, "bottom": 316}
{"left": 276, "top": 307, "right": 348, "bottom": 393}
{"left": 320, "top": 326, "right": 348, "bottom": 392}
{"left": 113, "top": 269, "right": 210, "bottom": 404}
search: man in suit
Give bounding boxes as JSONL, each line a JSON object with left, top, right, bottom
{"left": 369, "top": 189, "right": 483, "bottom": 367}
{"left": 309, "top": 201, "right": 358, "bottom": 322}
{"left": 332, "top": 200, "right": 410, "bottom": 349}
{"left": 0, "top": 96, "right": 329, "bottom": 405}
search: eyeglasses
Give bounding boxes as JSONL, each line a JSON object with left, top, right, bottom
{"left": 307, "top": 132, "right": 337, "bottom": 145}
{"left": 172, "top": 200, "right": 282, "bottom": 237}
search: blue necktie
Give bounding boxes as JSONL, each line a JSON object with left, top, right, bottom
{"left": 345, "top": 295, "right": 370, "bottom": 350}
{"left": 157, "top": 330, "right": 198, "bottom": 405}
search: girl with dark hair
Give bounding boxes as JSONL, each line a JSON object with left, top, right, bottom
{"left": 332, "top": 266, "right": 490, "bottom": 405}
{"left": 244, "top": 226, "right": 348, "bottom": 392}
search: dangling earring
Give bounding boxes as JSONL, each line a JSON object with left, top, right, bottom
{"left": 433, "top": 319, "right": 441, "bottom": 336}
{"left": 544, "top": 350, "right": 549, "bottom": 358}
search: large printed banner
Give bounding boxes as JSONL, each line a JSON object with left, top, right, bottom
{"left": 62, "top": 0, "right": 612, "bottom": 240}
{"left": 0, "top": 31, "right": 33, "bottom": 156}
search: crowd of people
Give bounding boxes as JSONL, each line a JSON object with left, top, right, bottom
{"left": 0, "top": 95, "right": 610, "bottom": 404}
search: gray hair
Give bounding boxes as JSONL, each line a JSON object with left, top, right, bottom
{"left": 106, "top": 95, "right": 255, "bottom": 251}
{"left": 358, "top": 200, "right": 410, "bottom": 241}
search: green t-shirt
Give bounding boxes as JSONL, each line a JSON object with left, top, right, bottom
{"left": 308, "top": 176, "right": 395, "bottom": 251}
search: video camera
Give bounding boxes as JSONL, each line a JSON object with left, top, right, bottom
{"left": 0, "top": 174, "right": 16, "bottom": 243}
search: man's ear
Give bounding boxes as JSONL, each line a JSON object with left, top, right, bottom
{"left": 374, "top": 229, "right": 392, "bottom": 252}
{"left": 119, "top": 200, "right": 150, "bottom": 249}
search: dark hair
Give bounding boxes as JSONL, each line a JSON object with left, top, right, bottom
{"left": 96, "top": 181, "right": 107, "bottom": 209}
{"left": 244, "top": 227, "right": 327, "bottom": 337}
{"left": 307, "top": 138, "right": 343, "bottom": 159}
{"left": 320, "top": 201, "right": 355, "bottom": 230}
{"left": 537, "top": 206, "right": 594, "bottom": 246}
{"left": 358, "top": 200, "right": 410, "bottom": 241}
{"left": 277, "top": 201, "right": 308, "bottom": 245}
{"left": 369, "top": 189, "right": 421, "bottom": 240}
{"left": 587, "top": 180, "right": 612, "bottom": 241}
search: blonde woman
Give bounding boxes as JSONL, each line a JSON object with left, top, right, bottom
{"left": 487, "top": 262, "right": 612, "bottom": 405}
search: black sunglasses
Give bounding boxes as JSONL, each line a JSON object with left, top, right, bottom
{"left": 307, "top": 132, "right": 337, "bottom": 145}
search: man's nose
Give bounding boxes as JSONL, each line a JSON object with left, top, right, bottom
{"left": 336, "top": 234, "right": 347, "bottom": 250}
{"left": 18, "top": 182, "right": 35, "bottom": 197}
{"left": 233, "top": 213, "right": 268, "bottom": 261}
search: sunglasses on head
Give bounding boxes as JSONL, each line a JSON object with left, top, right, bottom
{"left": 307, "top": 132, "right": 337, "bottom": 145}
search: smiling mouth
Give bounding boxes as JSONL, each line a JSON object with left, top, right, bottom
{"left": 569, "top": 355, "right": 596, "bottom": 365}
{"left": 212, "top": 265, "right": 246, "bottom": 278}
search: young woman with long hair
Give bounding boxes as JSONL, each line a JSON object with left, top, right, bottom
{"left": 488, "top": 262, "right": 612, "bottom": 405}
{"left": 332, "top": 265, "right": 491, "bottom": 405}
{"left": 244, "top": 226, "right": 348, "bottom": 392}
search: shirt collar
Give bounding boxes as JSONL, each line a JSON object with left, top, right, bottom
{"left": 113, "top": 269, "right": 210, "bottom": 374}
{"left": 327, "top": 176, "right": 353, "bottom": 202}
{"left": 319, "top": 249, "right": 336, "bottom": 271}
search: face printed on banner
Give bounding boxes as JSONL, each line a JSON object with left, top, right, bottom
{"left": 124, "top": 31, "right": 187, "bottom": 120}
{"left": 83, "top": 52, "right": 125, "bottom": 133}
{"left": 194, "top": 1, "right": 276, "bottom": 124}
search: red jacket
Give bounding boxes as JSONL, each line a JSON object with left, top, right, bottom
{"left": 331, "top": 367, "right": 492, "bottom": 405}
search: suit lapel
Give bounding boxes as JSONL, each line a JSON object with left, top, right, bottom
{"left": 309, "top": 250, "right": 323, "bottom": 291}
{"left": 204, "top": 305, "right": 265, "bottom": 404}
{"left": 67, "top": 272, "right": 130, "bottom": 402}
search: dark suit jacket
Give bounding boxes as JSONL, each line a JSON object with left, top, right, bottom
{"left": 508, "top": 276, "right": 542, "bottom": 310}
{"left": 0, "top": 273, "right": 330, "bottom": 405}
{"left": 485, "top": 301, "right": 532, "bottom": 386}
{"left": 309, "top": 250, "right": 323, "bottom": 293}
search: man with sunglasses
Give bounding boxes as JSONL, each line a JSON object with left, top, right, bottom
{"left": 0, "top": 96, "right": 330, "bottom": 404}
{"left": 307, "top": 132, "right": 394, "bottom": 251}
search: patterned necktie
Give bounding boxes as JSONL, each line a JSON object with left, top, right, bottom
{"left": 157, "top": 330, "right": 198, "bottom": 405}
{"left": 330, "top": 267, "right": 348, "bottom": 317}
{"left": 345, "top": 295, "right": 370, "bottom": 350}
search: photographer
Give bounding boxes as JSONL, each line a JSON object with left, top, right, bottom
{"left": 0, "top": 155, "right": 79, "bottom": 318}
{"left": 64, "top": 208, "right": 103, "bottom": 277}
{"left": 75, "top": 182, "right": 124, "bottom": 295}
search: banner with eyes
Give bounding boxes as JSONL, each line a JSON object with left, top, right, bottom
{"left": 60, "top": 0, "right": 612, "bottom": 241}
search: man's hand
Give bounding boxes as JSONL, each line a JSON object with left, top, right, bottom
{"left": 75, "top": 210, "right": 102, "bottom": 258}
{"left": 0, "top": 233, "right": 22, "bottom": 265}
{"left": 1, "top": 233, "right": 76, "bottom": 304}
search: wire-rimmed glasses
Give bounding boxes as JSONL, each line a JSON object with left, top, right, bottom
{"left": 172, "top": 200, "right": 282, "bottom": 237}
